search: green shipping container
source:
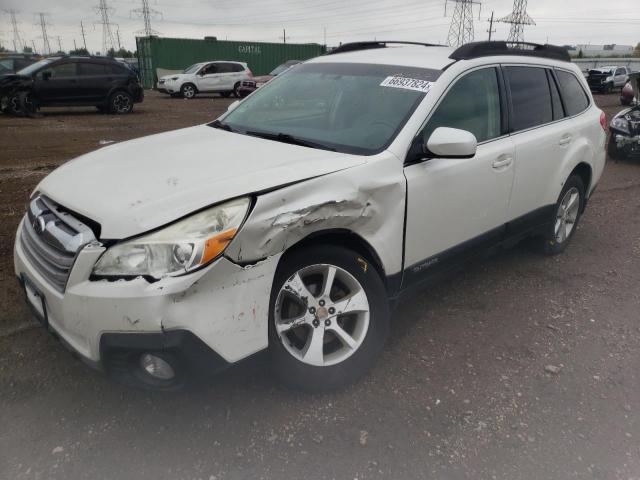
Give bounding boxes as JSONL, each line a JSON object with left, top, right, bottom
{"left": 136, "top": 36, "right": 326, "bottom": 89}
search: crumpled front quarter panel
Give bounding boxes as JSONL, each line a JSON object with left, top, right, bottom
{"left": 226, "top": 155, "right": 407, "bottom": 279}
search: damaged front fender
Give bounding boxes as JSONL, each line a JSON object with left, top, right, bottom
{"left": 226, "top": 155, "right": 407, "bottom": 279}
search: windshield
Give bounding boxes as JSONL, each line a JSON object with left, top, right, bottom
{"left": 221, "top": 62, "right": 440, "bottom": 155}
{"left": 17, "top": 58, "right": 57, "bottom": 76}
{"left": 183, "top": 64, "right": 200, "bottom": 74}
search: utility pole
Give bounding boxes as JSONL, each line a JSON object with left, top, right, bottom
{"left": 445, "top": 0, "right": 482, "bottom": 47}
{"left": 80, "top": 21, "right": 88, "bottom": 50}
{"left": 73, "top": 38, "right": 77, "bottom": 50}
{"left": 487, "top": 11, "right": 496, "bottom": 41}
{"left": 497, "top": 0, "right": 535, "bottom": 43}
{"left": 116, "top": 27, "right": 121, "bottom": 49}
{"left": 36, "top": 12, "right": 52, "bottom": 55}
{"left": 56, "top": 35, "right": 62, "bottom": 53}
{"left": 131, "top": 0, "right": 162, "bottom": 37}
{"left": 6, "top": 10, "right": 24, "bottom": 52}
{"left": 281, "top": 28, "right": 286, "bottom": 44}
{"left": 31, "top": 40, "right": 37, "bottom": 53}
{"left": 95, "top": 0, "right": 117, "bottom": 55}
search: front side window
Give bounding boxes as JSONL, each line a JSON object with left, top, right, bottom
{"left": 40, "top": 62, "right": 77, "bottom": 79}
{"left": 420, "top": 67, "right": 502, "bottom": 144}
{"left": 201, "top": 64, "right": 219, "bottom": 75}
{"left": 221, "top": 62, "right": 440, "bottom": 155}
{"left": 555, "top": 70, "right": 589, "bottom": 116}
{"left": 505, "top": 66, "right": 552, "bottom": 132}
{"left": 17, "top": 58, "right": 58, "bottom": 76}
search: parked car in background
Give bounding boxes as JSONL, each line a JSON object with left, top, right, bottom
{"left": 157, "top": 61, "right": 252, "bottom": 98}
{"left": 587, "top": 66, "right": 630, "bottom": 93}
{"left": 0, "top": 56, "right": 143, "bottom": 115}
{"left": 0, "top": 55, "right": 40, "bottom": 75}
{"left": 609, "top": 74, "right": 640, "bottom": 161}
{"left": 14, "top": 41, "right": 606, "bottom": 392}
{"left": 237, "top": 60, "right": 301, "bottom": 97}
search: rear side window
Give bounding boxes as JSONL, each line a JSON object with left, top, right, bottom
{"left": 505, "top": 66, "right": 552, "bottom": 131}
{"left": 231, "top": 63, "right": 245, "bottom": 72}
{"left": 555, "top": 70, "right": 589, "bottom": 116}
{"left": 421, "top": 67, "right": 502, "bottom": 143}
{"left": 217, "top": 63, "right": 237, "bottom": 73}
{"left": 107, "top": 63, "right": 128, "bottom": 75}
{"left": 78, "top": 63, "right": 107, "bottom": 76}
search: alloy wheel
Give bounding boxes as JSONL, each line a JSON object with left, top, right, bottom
{"left": 183, "top": 85, "right": 195, "bottom": 98}
{"left": 274, "top": 264, "right": 370, "bottom": 367}
{"left": 554, "top": 187, "right": 580, "bottom": 243}
{"left": 113, "top": 93, "right": 131, "bottom": 113}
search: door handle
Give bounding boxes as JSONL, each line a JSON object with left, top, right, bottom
{"left": 492, "top": 155, "right": 512, "bottom": 169}
{"left": 559, "top": 134, "right": 572, "bottom": 146}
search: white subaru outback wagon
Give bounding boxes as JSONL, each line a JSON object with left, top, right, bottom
{"left": 15, "top": 41, "right": 606, "bottom": 391}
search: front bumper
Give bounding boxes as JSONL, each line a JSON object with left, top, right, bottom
{"left": 14, "top": 219, "right": 280, "bottom": 387}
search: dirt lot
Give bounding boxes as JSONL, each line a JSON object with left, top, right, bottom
{"left": 1, "top": 92, "right": 639, "bottom": 479}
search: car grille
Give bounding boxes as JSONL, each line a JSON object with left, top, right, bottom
{"left": 20, "top": 196, "right": 96, "bottom": 292}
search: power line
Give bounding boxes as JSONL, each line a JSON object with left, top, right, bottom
{"left": 446, "top": 0, "right": 481, "bottom": 47}
{"left": 497, "top": 0, "right": 534, "bottom": 43}
{"left": 131, "top": 0, "right": 162, "bottom": 36}
{"left": 35, "top": 12, "right": 52, "bottom": 55}
{"left": 95, "top": 0, "right": 117, "bottom": 54}
{"left": 5, "top": 10, "right": 24, "bottom": 52}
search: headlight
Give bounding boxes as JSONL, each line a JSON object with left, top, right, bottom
{"left": 92, "top": 198, "right": 250, "bottom": 279}
{"left": 611, "top": 117, "right": 630, "bottom": 133}
{"left": 605, "top": 76, "right": 613, "bottom": 82}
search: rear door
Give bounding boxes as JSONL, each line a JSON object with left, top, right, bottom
{"left": 614, "top": 67, "right": 627, "bottom": 88}
{"left": 504, "top": 65, "right": 573, "bottom": 224}
{"left": 216, "top": 63, "right": 239, "bottom": 90}
{"left": 76, "top": 61, "right": 110, "bottom": 102}
{"left": 33, "top": 61, "right": 79, "bottom": 104}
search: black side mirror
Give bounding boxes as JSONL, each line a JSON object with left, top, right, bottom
{"left": 405, "top": 136, "right": 427, "bottom": 165}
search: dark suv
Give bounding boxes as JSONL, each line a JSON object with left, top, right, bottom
{"left": 0, "top": 56, "right": 144, "bottom": 115}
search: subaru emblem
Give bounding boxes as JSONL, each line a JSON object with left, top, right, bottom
{"left": 33, "top": 215, "right": 46, "bottom": 235}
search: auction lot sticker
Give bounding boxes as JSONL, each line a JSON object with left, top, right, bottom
{"left": 380, "top": 75, "right": 433, "bottom": 93}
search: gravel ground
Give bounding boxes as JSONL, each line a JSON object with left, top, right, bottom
{"left": 0, "top": 92, "right": 639, "bottom": 480}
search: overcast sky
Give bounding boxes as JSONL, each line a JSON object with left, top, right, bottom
{"left": 1, "top": 0, "right": 638, "bottom": 54}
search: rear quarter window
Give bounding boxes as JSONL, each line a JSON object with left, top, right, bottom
{"left": 555, "top": 70, "right": 590, "bottom": 116}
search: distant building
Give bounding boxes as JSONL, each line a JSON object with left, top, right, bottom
{"left": 567, "top": 44, "right": 634, "bottom": 58}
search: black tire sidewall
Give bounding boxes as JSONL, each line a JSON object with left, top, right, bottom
{"left": 541, "top": 175, "right": 585, "bottom": 255}
{"left": 268, "top": 245, "right": 390, "bottom": 392}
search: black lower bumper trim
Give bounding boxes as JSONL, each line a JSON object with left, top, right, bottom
{"left": 100, "top": 330, "right": 231, "bottom": 390}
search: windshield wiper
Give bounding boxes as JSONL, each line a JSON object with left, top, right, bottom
{"left": 209, "top": 119, "right": 235, "bottom": 132}
{"left": 245, "top": 131, "right": 336, "bottom": 151}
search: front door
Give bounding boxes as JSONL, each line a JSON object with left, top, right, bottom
{"left": 196, "top": 63, "right": 222, "bottom": 92}
{"left": 403, "top": 67, "right": 515, "bottom": 284}
{"left": 33, "top": 61, "right": 79, "bottom": 104}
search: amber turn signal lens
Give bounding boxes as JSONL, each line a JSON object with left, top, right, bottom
{"left": 200, "top": 228, "right": 238, "bottom": 264}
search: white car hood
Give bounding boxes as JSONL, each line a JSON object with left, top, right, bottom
{"left": 37, "top": 125, "right": 366, "bottom": 239}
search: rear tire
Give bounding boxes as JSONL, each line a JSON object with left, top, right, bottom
{"left": 531, "top": 174, "right": 585, "bottom": 256}
{"left": 108, "top": 91, "right": 134, "bottom": 114}
{"left": 233, "top": 82, "right": 242, "bottom": 98}
{"left": 604, "top": 83, "right": 612, "bottom": 94}
{"left": 269, "top": 245, "right": 389, "bottom": 392}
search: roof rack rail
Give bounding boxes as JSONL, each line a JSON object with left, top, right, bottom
{"left": 450, "top": 41, "right": 571, "bottom": 62}
{"left": 327, "top": 41, "right": 445, "bottom": 55}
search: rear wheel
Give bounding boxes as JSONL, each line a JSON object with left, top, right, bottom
{"left": 233, "top": 82, "right": 242, "bottom": 98}
{"left": 269, "top": 246, "right": 389, "bottom": 392}
{"left": 180, "top": 83, "right": 196, "bottom": 99}
{"left": 108, "top": 91, "right": 133, "bottom": 114}
{"left": 531, "top": 175, "right": 585, "bottom": 255}
{"left": 604, "top": 83, "right": 613, "bottom": 94}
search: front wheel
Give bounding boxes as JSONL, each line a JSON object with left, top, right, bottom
{"left": 109, "top": 91, "right": 133, "bottom": 114}
{"left": 531, "top": 175, "right": 585, "bottom": 255}
{"left": 269, "top": 246, "right": 389, "bottom": 392}
{"left": 180, "top": 83, "right": 197, "bottom": 99}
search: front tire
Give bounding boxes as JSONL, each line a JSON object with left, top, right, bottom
{"left": 180, "top": 83, "right": 197, "bottom": 99}
{"left": 269, "top": 245, "right": 389, "bottom": 392}
{"left": 532, "top": 174, "right": 585, "bottom": 255}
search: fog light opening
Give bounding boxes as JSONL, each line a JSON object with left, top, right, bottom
{"left": 139, "top": 353, "right": 175, "bottom": 380}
